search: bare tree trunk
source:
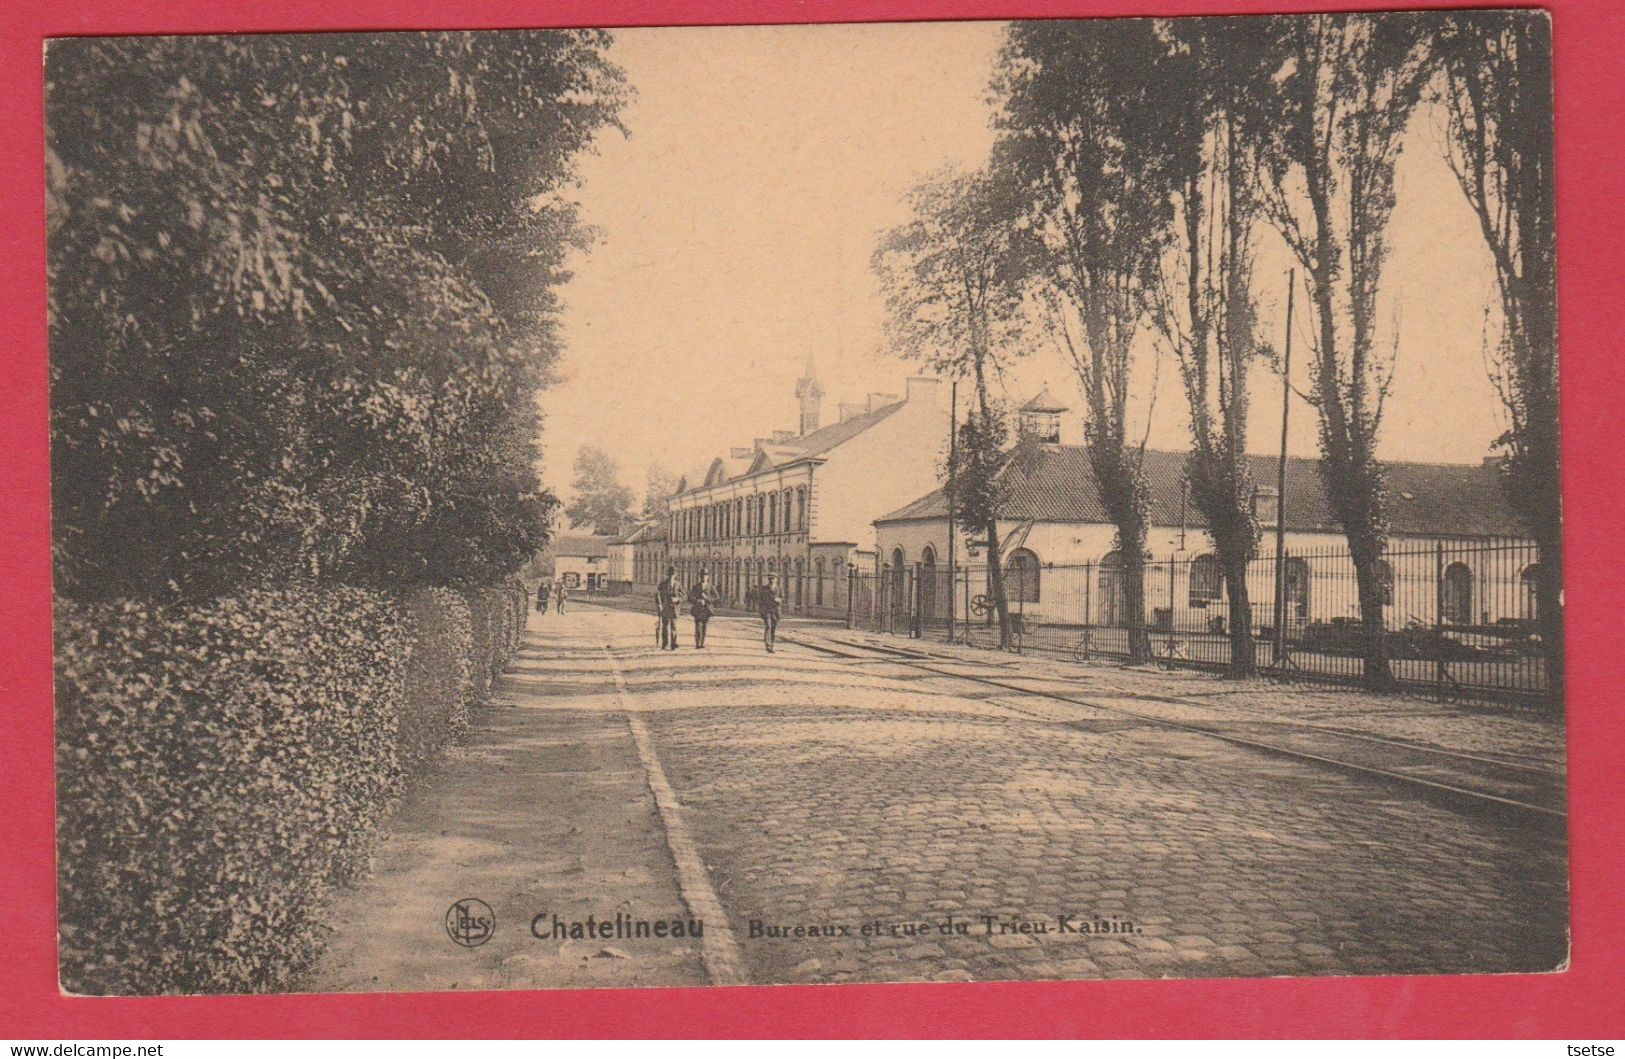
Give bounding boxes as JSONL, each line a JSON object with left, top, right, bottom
{"left": 1349, "top": 536, "right": 1398, "bottom": 691}
{"left": 970, "top": 357, "right": 1014, "bottom": 650}
{"left": 1438, "top": 13, "right": 1561, "bottom": 708}
{"left": 984, "top": 520, "right": 1013, "bottom": 648}
{"left": 1221, "top": 554, "right": 1257, "bottom": 677}
{"left": 1120, "top": 523, "right": 1151, "bottom": 663}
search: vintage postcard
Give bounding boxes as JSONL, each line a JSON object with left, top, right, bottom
{"left": 47, "top": 10, "right": 1566, "bottom": 996}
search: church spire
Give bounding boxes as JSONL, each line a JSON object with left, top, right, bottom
{"left": 795, "top": 354, "right": 824, "bottom": 435}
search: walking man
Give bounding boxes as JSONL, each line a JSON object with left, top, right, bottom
{"left": 688, "top": 569, "right": 716, "bottom": 649}
{"left": 656, "top": 566, "right": 683, "bottom": 650}
{"left": 537, "top": 581, "right": 551, "bottom": 613}
{"left": 555, "top": 582, "right": 568, "bottom": 614}
{"left": 757, "top": 572, "right": 783, "bottom": 653}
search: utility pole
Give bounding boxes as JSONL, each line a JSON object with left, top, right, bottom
{"left": 1272, "top": 269, "right": 1295, "bottom": 668}
{"left": 1178, "top": 476, "right": 1188, "bottom": 552}
{"left": 946, "top": 378, "right": 957, "bottom": 644}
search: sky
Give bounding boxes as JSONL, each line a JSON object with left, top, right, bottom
{"left": 541, "top": 19, "right": 1510, "bottom": 508}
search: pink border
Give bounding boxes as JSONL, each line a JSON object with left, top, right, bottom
{"left": 3, "top": 0, "right": 1621, "bottom": 1039}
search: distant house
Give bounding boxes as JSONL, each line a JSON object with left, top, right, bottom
{"left": 874, "top": 433, "right": 1534, "bottom": 635}
{"left": 607, "top": 520, "right": 667, "bottom": 595}
{"left": 665, "top": 359, "right": 950, "bottom": 613}
{"left": 551, "top": 534, "right": 613, "bottom": 591}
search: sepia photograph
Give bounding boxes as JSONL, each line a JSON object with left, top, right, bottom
{"left": 46, "top": 9, "right": 1567, "bottom": 998}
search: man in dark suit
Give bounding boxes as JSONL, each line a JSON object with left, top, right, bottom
{"left": 656, "top": 566, "right": 683, "bottom": 650}
{"left": 757, "top": 572, "right": 783, "bottom": 653}
{"left": 687, "top": 569, "right": 716, "bottom": 649}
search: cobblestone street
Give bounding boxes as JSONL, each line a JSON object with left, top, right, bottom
{"left": 313, "top": 601, "right": 1569, "bottom": 991}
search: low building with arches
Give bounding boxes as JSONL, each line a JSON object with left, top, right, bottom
{"left": 872, "top": 444, "right": 1537, "bottom": 636}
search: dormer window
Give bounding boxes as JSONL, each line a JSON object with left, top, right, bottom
{"left": 1018, "top": 387, "right": 1068, "bottom": 444}
{"left": 1253, "top": 486, "right": 1280, "bottom": 526}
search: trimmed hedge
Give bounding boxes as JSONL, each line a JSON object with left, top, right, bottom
{"left": 55, "top": 579, "right": 527, "bottom": 995}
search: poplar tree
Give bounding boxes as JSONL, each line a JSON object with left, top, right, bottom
{"left": 1242, "top": 13, "right": 1432, "bottom": 689}
{"left": 1142, "top": 19, "right": 1274, "bottom": 676}
{"left": 872, "top": 166, "right": 1030, "bottom": 647}
{"left": 1433, "top": 10, "right": 1561, "bottom": 704}
{"left": 991, "top": 18, "right": 1171, "bottom": 662}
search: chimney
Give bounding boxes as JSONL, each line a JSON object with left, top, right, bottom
{"left": 730, "top": 447, "right": 752, "bottom": 459}
{"left": 866, "top": 392, "right": 899, "bottom": 412}
{"left": 772, "top": 429, "right": 795, "bottom": 443}
{"left": 905, "top": 376, "right": 941, "bottom": 404}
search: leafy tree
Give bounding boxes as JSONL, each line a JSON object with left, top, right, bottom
{"left": 1242, "top": 13, "right": 1432, "bottom": 689}
{"left": 991, "top": 17, "right": 1172, "bottom": 661}
{"left": 872, "top": 166, "right": 1030, "bottom": 646}
{"left": 642, "top": 462, "right": 679, "bottom": 519}
{"left": 565, "top": 446, "right": 636, "bottom": 536}
{"left": 46, "top": 32, "right": 626, "bottom": 599}
{"left": 1432, "top": 10, "right": 1561, "bottom": 704}
{"left": 1142, "top": 19, "right": 1275, "bottom": 676}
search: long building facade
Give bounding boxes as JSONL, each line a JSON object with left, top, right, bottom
{"left": 873, "top": 392, "right": 1538, "bottom": 638}
{"left": 663, "top": 364, "right": 949, "bottom": 614}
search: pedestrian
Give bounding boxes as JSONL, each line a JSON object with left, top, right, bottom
{"left": 757, "top": 572, "right": 782, "bottom": 653}
{"left": 656, "top": 566, "right": 683, "bottom": 650}
{"left": 537, "top": 581, "right": 551, "bottom": 613}
{"left": 687, "top": 570, "right": 716, "bottom": 649}
{"left": 555, "top": 583, "right": 568, "bottom": 613}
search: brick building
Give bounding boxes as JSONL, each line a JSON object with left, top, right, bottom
{"left": 665, "top": 361, "right": 949, "bottom": 613}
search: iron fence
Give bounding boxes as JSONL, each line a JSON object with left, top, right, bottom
{"left": 851, "top": 538, "right": 1553, "bottom": 707}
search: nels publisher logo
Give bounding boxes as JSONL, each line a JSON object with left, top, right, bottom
{"left": 445, "top": 898, "right": 496, "bottom": 948}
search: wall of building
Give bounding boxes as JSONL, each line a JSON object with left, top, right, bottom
{"left": 632, "top": 540, "right": 667, "bottom": 597}
{"left": 660, "top": 377, "right": 949, "bottom": 613}
{"left": 554, "top": 554, "right": 607, "bottom": 591}
{"left": 813, "top": 377, "right": 948, "bottom": 550}
{"left": 875, "top": 516, "right": 1539, "bottom": 633}
{"left": 606, "top": 543, "right": 635, "bottom": 589}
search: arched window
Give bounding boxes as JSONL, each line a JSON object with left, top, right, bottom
{"left": 889, "top": 547, "right": 907, "bottom": 618}
{"left": 1006, "top": 548, "right": 1041, "bottom": 604}
{"left": 783, "top": 491, "right": 793, "bottom": 532}
{"left": 815, "top": 558, "right": 826, "bottom": 606}
{"left": 1189, "top": 554, "right": 1222, "bottom": 605}
{"left": 1098, "top": 550, "right": 1125, "bottom": 627}
{"left": 1443, "top": 562, "right": 1474, "bottom": 624}
{"left": 920, "top": 547, "right": 938, "bottom": 620}
{"left": 1520, "top": 564, "right": 1542, "bottom": 622}
{"left": 1283, "top": 556, "right": 1310, "bottom": 624}
{"left": 768, "top": 491, "right": 778, "bottom": 533}
{"left": 1374, "top": 558, "right": 1395, "bottom": 607}
{"left": 797, "top": 486, "right": 807, "bottom": 530}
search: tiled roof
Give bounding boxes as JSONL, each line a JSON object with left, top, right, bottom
{"left": 784, "top": 401, "right": 905, "bottom": 460}
{"left": 611, "top": 520, "right": 666, "bottom": 545}
{"left": 875, "top": 446, "right": 1526, "bottom": 539}
{"left": 675, "top": 400, "right": 906, "bottom": 494}
{"left": 553, "top": 533, "right": 613, "bottom": 558}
